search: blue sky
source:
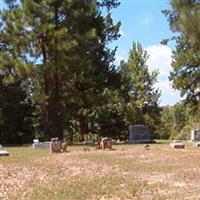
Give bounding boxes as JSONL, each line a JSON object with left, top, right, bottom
{"left": 0, "top": 0, "right": 181, "bottom": 106}
{"left": 111, "top": 0, "right": 172, "bottom": 48}
{"left": 111, "top": 0, "right": 181, "bottom": 106}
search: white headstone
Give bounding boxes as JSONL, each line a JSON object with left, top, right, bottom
{"left": 33, "top": 139, "right": 39, "bottom": 143}
{"left": 0, "top": 150, "right": 9, "bottom": 156}
{"left": 32, "top": 142, "right": 50, "bottom": 149}
{"left": 170, "top": 141, "right": 185, "bottom": 148}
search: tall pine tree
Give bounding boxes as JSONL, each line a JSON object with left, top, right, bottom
{"left": 0, "top": 0, "right": 120, "bottom": 140}
{"left": 120, "top": 42, "right": 161, "bottom": 135}
{"left": 163, "top": 0, "right": 200, "bottom": 109}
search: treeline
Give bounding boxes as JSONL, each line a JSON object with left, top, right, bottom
{"left": 161, "top": 0, "right": 200, "bottom": 140}
{"left": 0, "top": 0, "right": 199, "bottom": 144}
{"left": 160, "top": 103, "right": 200, "bottom": 140}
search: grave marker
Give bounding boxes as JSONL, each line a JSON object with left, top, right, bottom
{"left": 128, "top": 125, "right": 153, "bottom": 143}
{"left": 100, "top": 137, "right": 112, "bottom": 150}
{"left": 170, "top": 141, "right": 185, "bottom": 149}
{"left": 32, "top": 139, "right": 50, "bottom": 149}
{"left": 0, "top": 145, "right": 9, "bottom": 156}
{"left": 191, "top": 129, "right": 200, "bottom": 141}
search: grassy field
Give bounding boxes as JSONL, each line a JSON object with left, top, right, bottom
{"left": 1, "top": 143, "right": 200, "bottom": 200}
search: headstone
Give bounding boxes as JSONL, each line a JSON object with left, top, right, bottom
{"left": 0, "top": 145, "right": 10, "bottom": 156}
{"left": 50, "top": 138, "right": 61, "bottom": 153}
{"left": 61, "top": 142, "right": 67, "bottom": 152}
{"left": 128, "top": 125, "right": 153, "bottom": 143}
{"left": 191, "top": 129, "right": 200, "bottom": 141}
{"left": 170, "top": 141, "right": 185, "bottom": 149}
{"left": 83, "top": 140, "right": 93, "bottom": 145}
{"left": 0, "top": 150, "right": 9, "bottom": 156}
{"left": 194, "top": 142, "right": 200, "bottom": 147}
{"left": 100, "top": 137, "right": 112, "bottom": 150}
{"left": 32, "top": 140, "right": 50, "bottom": 149}
{"left": 33, "top": 139, "right": 39, "bottom": 143}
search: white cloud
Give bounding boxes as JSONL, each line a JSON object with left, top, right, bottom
{"left": 146, "top": 44, "right": 172, "bottom": 76}
{"left": 141, "top": 13, "right": 153, "bottom": 25}
{"left": 114, "top": 44, "right": 180, "bottom": 105}
{"left": 145, "top": 44, "right": 181, "bottom": 105}
{"left": 155, "top": 79, "right": 181, "bottom": 106}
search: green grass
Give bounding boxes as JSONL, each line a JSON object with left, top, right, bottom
{"left": 19, "top": 175, "right": 140, "bottom": 200}
{"left": 0, "top": 146, "right": 49, "bottom": 164}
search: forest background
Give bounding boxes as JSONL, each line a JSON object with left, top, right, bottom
{"left": 0, "top": 0, "right": 199, "bottom": 144}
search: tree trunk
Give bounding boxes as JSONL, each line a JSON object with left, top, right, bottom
{"left": 45, "top": 3, "right": 62, "bottom": 139}
{"left": 43, "top": 72, "right": 50, "bottom": 137}
{"left": 79, "top": 116, "right": 88, "bottom": 142}
{"left": 49, "top": 72, "right": 63, "bottom": 138}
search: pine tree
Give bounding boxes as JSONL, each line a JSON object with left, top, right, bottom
{"left": 0, "top": 75, "right": 34, "bottom": 144}
{"left": 162, "top": 0, "right": 200, "bottom": 109}
{"left": 0, "top": 0, "right": 120, "bottom": 140}
{"left": 120, "top": 42, "right": 161, "bottom": 135}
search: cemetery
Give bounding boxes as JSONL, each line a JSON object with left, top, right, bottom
{"left": 1, "top": 136, "right": 200, "bottom": 200}
{"left": 1, "top": 126, "right": 200, "bottom": 199}
{"left": 0, "top": 0, "right": 200, "bottom": 199}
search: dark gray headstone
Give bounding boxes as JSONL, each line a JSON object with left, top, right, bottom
{"left": 191, "top": 129, "right": 200, "bottom": 141}
{"left": 128, "top": 125, "right": 151, "bottom": 142}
